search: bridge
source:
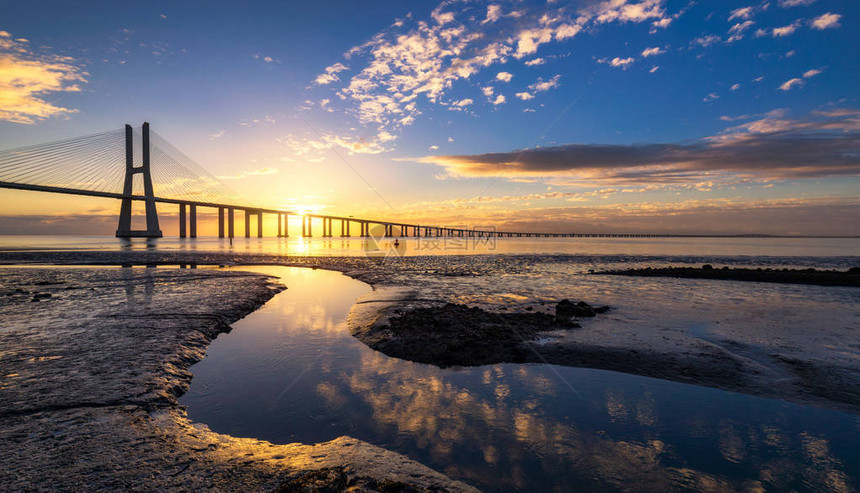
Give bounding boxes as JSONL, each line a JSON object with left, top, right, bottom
{"left": 0, "top": 123, "right": 766, "bottom": 240}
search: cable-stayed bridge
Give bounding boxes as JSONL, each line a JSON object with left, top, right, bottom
{"left": 0, "top": 123, "right": 764, "bottom": 239}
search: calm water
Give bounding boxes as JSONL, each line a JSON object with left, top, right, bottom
{"left": 180, "top": 266, "right": 860, "bottom": 492}
{"left": 1, "top": 234, "right": 858, "bottom": 260}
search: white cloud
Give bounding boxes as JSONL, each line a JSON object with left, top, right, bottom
{"left": 528, "top": 74, "right": 560, "bottom": 92}
{"left": 210, "top": 130, "right": 227, "bottom": 140}
{"left": 305, "top": 0, "right": 684, "bottom": 154}
{"left": 778, "top": 0, "right": 816, "bottom": 7}
{"left": 492, "top": 94, "right": 506, "bottom": 105}
{"left": 730, "top": 83, "right": 740, "bottom": 91}
{"left": 599, "top": 56, "right": 635, "bottom": 69}
{"left": 649, "top": 65, "right": 659, "bottom": 73}
{"left": 0, "top": 32, "right": 88, "bottom": 124}
{"left": 727, "top": 20, "right": 755, "bottom": 42}
{"left": 516, "top": 92, "right": 534, "bottom": 101}
{"left": 314, "top": 62, "right": 348, "bottom": 85}
{"left": 779, "top": 78, "right": 804, "bottom": 91}
{"left": 429, "top": 145, "right": 439, "bottom": 150}
{"left": 692, "top": 34, "right": 721, "bottom": 47}
{"left": 483, "top": 5, "right": 503, "bottom": 24}
{"left": 728, "top": 7, "right": 754, "bottom": 21}
{"left": 452, "top": 98, "right": 473, "bottom": 107}
{"left": 641, "top": 46, "right": 665, "bottom": 57}
{"left": 703, "top": 92, "right": 719, "bottom": 102}
{"left": 772, "top": 22, "right": 799, "bottom": 37}
{"left": 482, "top": 86, "right": 494, "bottom": 97}
{"left": 803, "top": 68, "right": 822, "bottom": 78}
{"left": 263, "top": 56, "right": 273, "bottom": 63}
{"left": 524, "top": 57, "right": 545, "bottom": 66}
{"left": 811, "top": 13, "right": 841, "bottom": 30}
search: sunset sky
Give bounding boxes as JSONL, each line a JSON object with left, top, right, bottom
{"left": 0, "top": 0, "right": 858, "bottom": 235}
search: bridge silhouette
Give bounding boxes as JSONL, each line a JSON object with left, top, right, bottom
{"left": 0, "top": 123, "right": 764, "bottom": 240}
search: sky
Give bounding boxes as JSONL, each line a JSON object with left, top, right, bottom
{"left": 0, "top": 0, "right": 858, "bottom": 235}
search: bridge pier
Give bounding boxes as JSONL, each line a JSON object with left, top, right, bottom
{"left": 179, "top": 204, "right": 186, "bottom": 238}
{"left": 244, "top": 210, "right": 250, "bottom": 238}
{"left": 342, "top": 219, "right": 349, "bottom": 237}
{"left": 116, "top": 123, "right": 163, "bottom": 238}
{"left": 218, "top": 207, "right": 225, "bottom": 238}
{"left": 257, "top": 211, "right": 263, "bottom": 238}
{"left": 323, "top": 217, "right": 332, "bottom": 237}
{"left": 228, "top": 208, "right": 234, "bottom": 238}
{"left": 277, "top": 213, "right": 282, "bottom": 237}
{"left": 190, "top": 204, "right": 197, "bottom": 238}
{"left": 384, "top": 224, "right": 393, "bottom": 237}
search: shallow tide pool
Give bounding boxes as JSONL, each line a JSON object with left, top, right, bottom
{"left": 180, "top": 266, "right": 860, "bottom": 492}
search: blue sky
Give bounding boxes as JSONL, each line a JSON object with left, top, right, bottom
{"left": 0, "top": 0, "right": 858, "bottom": 234}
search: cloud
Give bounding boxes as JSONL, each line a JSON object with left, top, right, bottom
{"left": 772, "top": 22, "right": 800, "bottom": 36}
{"left": 492, "top": 94, "right": 506, "bottom": 105}
{"left": 728, "top": 7, "right": 754, "bottom": 21}
{"left": 306, "top": 0, "right": 681, "bottom": 153}
{"left": 649, "top": 65, "right": 659, "bottom": 73}
{"left": 528, "top": 74, "right": 560, "bottom": 92}
{"left": 0, "top": 32, "right": 88, "bottom": 124}
{"left": 692, "top": 34, "right": 721, "bottom": 47}
{"left": 210, "top": 130, "right": 228, "bottom": 140}
{"left": 599, "top": 56, "right": 635, "bottom": 69}
{"left": 314, "top": 62, "right": 348, "bottom": 85}
{"left": 217, "top": 168, "right": 279, "bottom": 180}
{"left": 779, "top": 78, "right": 803, "bottom": 91}
{"left": 640, "top": 46, "right": 665, "bottom": 57}
{"left": 703, "top": 92, "right": 719, "bottom": 102}
{"left": 778, "top": 68, "right": 822, "bottom": 91}
{"left": 515, "top": 92, "right": 534, "bottom": 101}
{"left": 524, "top": 57, "right": 545, "bottom": 66}
{"left": 727, "top": 20, "right": 755, "bottom": 42}
{"left": 730, "top": 83, "right": 741, "bottom": 91}
{"left": 778, "top": 0, "right": 816, "bottom": 7}
{"left": 811, "top": 12, "right": 841, "bottom": 30}
{"left": 413, "top": 110, "right": 860, "bottom": 184}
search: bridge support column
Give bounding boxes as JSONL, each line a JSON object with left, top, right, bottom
{"left": 218, "top": 207, "right": 225, "bottom": 238}
{"left": 228, "top": 208, "right": 234, "bottom": 238}
{"left": 341, "top": 220, "right": 349, "bottom": 237}
{"left": 278, "top": 214, "right": 282, "bottom": 237}
{"left": 116, "top": 122, "right": 163, "bottom": 238}
{"left": 190, "top": 205, "right": 197, "bottom": 238}
{"left": 257, "top": 212, "right": 263, "bottom": 238}
{"left": 245, "top": 210, "right": 250, "bottom": 238}
{"left": 179, "top": 204, "right": 187, "bottom": 238}
{"left": 284, "top": 214, "right": 289, "bottom": 237}
{"left": 323, "top": 218, "right": 332, "bottom": 237}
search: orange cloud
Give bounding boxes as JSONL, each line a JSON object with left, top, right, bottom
{"left": 0, "top": 32, "right": 87, "bottom": 124}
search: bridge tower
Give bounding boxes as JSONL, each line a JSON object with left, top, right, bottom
{"left": 116, "top": 122, "right": 163, "bottom": 238}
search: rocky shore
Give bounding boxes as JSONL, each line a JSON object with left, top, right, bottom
{"left": 598, "top": 265, "right": 860, "bottom": 287}
{"left": 0, "top": 267, "right": 476, "bottom": 492}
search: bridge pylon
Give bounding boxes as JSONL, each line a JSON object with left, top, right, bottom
{"left": 116, "top": 122, "right": 163, "bottom": 238}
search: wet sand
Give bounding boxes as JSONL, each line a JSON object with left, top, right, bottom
{"left": 0, "top": 267, "right": 475, "bottom": 491}
{"left": 2, "top": 250, "right": 859, "bottom": 489}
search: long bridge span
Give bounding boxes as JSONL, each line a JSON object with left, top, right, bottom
{"left": 0, "top": 123, "right": 765, "bottom": 240}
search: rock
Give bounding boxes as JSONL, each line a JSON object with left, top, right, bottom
{"left": 702, "top": 264, "right": 713, "bottom": 270}
{"left": 556, "top": 299, "right": 597, "bottom": 318}
{"left": 594, "top": 305, "right": 611, "bottom": 314}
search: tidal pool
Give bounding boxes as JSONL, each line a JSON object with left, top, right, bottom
{"left": 180, "top": 266, "right": 860, "bottom": 492}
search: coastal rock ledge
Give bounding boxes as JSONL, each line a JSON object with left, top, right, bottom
{"left": 0, "top": 267, "right": 476, "bottom": 492}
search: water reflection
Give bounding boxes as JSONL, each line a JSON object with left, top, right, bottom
{"left": 180, "top": 266, "right": 859, "bottom": 492}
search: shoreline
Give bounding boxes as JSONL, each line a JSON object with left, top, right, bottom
{"left": 3, "top": 251, "right": 859, "bottom": 489}
{"left": 0, "top": 265, "right": 476, "bottom": 491}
